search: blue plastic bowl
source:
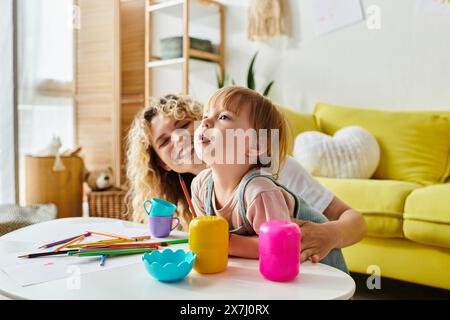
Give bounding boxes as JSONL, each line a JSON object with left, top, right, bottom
{"left": 142, "top": 249, "right": 196, "bottom": 282}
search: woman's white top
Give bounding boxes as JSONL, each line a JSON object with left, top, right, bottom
{"left": 278, "top": 156, "right": 334, "bottom": 214}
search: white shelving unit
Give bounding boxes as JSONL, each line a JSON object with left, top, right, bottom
{"left": 144, "top": 0, "right": 225, "bottom": 104}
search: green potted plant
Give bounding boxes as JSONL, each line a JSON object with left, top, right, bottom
{"left": 216, "top": 51, "right": 274, "bottom": 97}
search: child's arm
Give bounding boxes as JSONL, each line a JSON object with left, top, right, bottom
{"left": 229, "top": 234, "right": 259, "bottom": 259}
{"left": 246, "top": 190, "right": 292, "bottom": 233}
{"left": 228, "top": 189, "right": 292, "bottom": 259}
{"left": 322, "top": 197, "right": 367, "bottom": 248}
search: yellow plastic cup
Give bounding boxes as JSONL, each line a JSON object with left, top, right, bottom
{"left": 189, "top": 216, "right": 229, "bottom": 274}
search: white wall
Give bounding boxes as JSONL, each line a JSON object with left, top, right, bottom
{"left": 0, "top": 0, "right": 16, "bottom": 204}
{"left": 153, "top": 0, "right": 450, "bottom": 112}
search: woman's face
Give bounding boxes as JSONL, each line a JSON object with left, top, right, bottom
{"left": 149, "top": 113, "right": 206, "bottom": 175}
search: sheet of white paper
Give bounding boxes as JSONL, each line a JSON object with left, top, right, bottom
{"left": 0, "top": 252, "right": 143, "bottom": 287}
{"left": 416, "top": 0, "right": 450, "bottom": 14}
{"left": 1, "top": 221, "right": 148, "bottom": 245}
{"left": 0, "top": 221, "right": 188, "bottom": 287}
{"left": 311, "top": 0, "right": 364, "bottom": 35}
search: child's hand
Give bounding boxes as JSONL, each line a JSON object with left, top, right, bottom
{"left": 291, "top": 219, "right": 339, "bottom": 263}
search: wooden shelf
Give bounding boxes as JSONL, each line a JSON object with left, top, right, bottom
{"left": 147, "top": 57, "right": 184, "bottom": 68}
{"left": 147, "top": 50, "right": 220, "bottom": 68}
{"left": 147, "top": 0, "right": 221, "bottom": 20}
{"left": 189, "top": 49, "right": 220, "bottom": 62}
{"left": 147, "top": 0, "right": 184, "bottom": 12}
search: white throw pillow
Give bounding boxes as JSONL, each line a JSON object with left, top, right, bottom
{"left": 293, "top": 126, "right": 380, "bottom": 179}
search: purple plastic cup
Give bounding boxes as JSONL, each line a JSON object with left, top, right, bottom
{"left": 149, "top": 215, "right": 180, "bottom": 238}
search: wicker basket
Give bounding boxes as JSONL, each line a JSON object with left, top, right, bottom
{"left": 87, "top": 188, "right": 129, "bottom": 220}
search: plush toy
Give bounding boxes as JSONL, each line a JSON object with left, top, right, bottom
{"left": 84, "top": 167, "right": 115, "bottom": 191}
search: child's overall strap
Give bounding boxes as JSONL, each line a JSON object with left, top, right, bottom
{"left": 204, "top": 175, "right": 215, "bottom": 216}
{"left": 204, "top": 174, "right": 246, "bottom": 234}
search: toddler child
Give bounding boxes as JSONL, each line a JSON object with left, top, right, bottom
{"left": 191, "top": 86, "right": 348, "bottom": 273}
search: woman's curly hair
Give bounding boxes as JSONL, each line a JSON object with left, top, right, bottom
{"left": 125, "top": 94, "right": 203, "bottom": 229}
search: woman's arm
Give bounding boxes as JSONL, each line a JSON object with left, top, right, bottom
{"left": 294, "top": 196, "right": 367, "bottom": 262}
{"left": 323, "top": 196, "right": 367, "bottom": 248}
{"left": 229, "top": 234, "right": 259, "bottom": 259}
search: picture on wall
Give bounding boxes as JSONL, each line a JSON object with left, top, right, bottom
{"left": 311, "top": 0, "right": 364, "bottom": 35}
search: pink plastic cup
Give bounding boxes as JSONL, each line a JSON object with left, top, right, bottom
{"left": 259, "top": 220, "right": 301, "bottom": 282}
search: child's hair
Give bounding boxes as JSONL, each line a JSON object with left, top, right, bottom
{"left": 206, "top": 86, "right": 293, "bottom": 177}
{"left": 125, "top": 94, "right": 203, "bottom": 228}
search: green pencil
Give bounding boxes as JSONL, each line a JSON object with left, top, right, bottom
{"left": 162, "top": 239, "right": 188, "bottom": 245}
{"left": 68, "top": 247, "right": 157, "bottom": 257}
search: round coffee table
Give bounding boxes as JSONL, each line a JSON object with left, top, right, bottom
{"left": 0, "top": 217, "right": 355, "bottom": 300}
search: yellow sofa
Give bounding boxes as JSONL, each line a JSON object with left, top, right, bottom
{"left": 282, "top": 103, "right": 450, "bottom": 290}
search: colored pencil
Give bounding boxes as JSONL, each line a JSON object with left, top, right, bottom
{"left": 18, "top": 239, "right": 187, "bottom": 259}
{"left": 178, "top": 173, "right": 197, "bottom": 218}
{"left": 160, "top": 238, "right": 189, "bottom": 245}
{"left": 78, "top": 239, "right": 187, "bottom": 250}
{"left": 100, "top": 255, "right": 107, "bottom": 266}
{"left": 85, "top": 230, "right": 130, "bottom": 240}
{"left": 18, "top": 249, "right": 79, "bottom": 259}
{"left": 80, "top": 243, "right": 161, "bottom": 251}
{"left": 67, "top": 236, "right": 151, "bottom": 248}
{"left": 76, "top": 239, "right": 187, "bottom": 253}
{"left": 38, "top": 232, "right": 91, "bottom": 249}
{"left": 68, "top": 247, "right": 157, "bottom": 257}
{"left": 54, "top": 235, "right": 86, "bottom": 252}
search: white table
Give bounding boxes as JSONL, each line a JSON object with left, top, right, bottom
{"left": 0, "top": 218, "right": 355, "bottom": 300}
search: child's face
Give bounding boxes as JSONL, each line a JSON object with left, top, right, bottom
{"left": 194, "top": 100, "right": 257, "bottom": 166}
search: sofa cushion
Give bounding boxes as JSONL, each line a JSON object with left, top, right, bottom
{"left": 404, "top": 184, "right": 450, "bottom": 249}
{"left": 316, "top": 177, "right": 420, "bottom": 238}
{"left": 279, "top": 106, "right": 318, "bottom": 135}
{"left": 314, "top": 103, "right": 450, "bottom": 185}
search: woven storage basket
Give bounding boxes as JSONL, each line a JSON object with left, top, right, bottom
{"left": 87, "top": 188, "right": 129, "bottom": 220}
